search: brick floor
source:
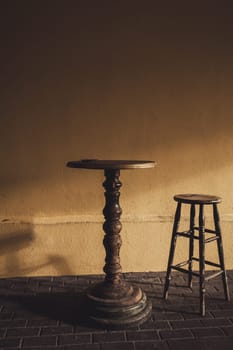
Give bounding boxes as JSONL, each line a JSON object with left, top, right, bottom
{"left": 0, "top": 271, "right": 233, "bottom": 349}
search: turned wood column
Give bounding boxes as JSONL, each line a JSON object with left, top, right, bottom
{"left": 102, "top": 169, "right": 123, "bottom": 284}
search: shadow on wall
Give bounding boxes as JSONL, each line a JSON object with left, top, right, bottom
{"left": 0, "top": 223, "right": 73, "bottom": 277}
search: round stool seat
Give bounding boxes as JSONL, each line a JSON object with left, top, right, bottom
{"left": 174, "top": 194, "right": 221, "bottom": 205}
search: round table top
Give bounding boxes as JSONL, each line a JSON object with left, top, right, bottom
{"left": 67, "top": 159, "right": 156, "bottom": 170}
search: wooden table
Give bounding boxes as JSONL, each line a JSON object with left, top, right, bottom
{"left": 66, "top": 159, "right": 156, "bottom": 329}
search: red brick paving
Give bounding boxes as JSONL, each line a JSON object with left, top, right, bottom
{"left": 0, "top": 271, "right": 232, "bottom": 349}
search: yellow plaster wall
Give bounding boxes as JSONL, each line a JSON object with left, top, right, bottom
{"left": 0, "top": 1, "right": 233, "bottom": 277}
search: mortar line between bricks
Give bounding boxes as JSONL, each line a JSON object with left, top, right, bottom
{"left": 220, "top": 327, "right": 226, "bottom": 336}
{"left": 159, "top": 330, "right": 195, "bottom": 341}
{"left": 166, "top": 339, "right": 173, "bottom": 350}
{"left": 167, "top": 321, "right": 173, "bottom": 330}
{"left": 156, "top": 329, "right": 162, "bottom": 341}
{"left": 55, "top": 335, "right": 59, "bottom": 347}
{"left": 19, "top": 337, "right": 23, "bottom": 349}
{"left": 2, "top": 328, "right": 7, "bottom": 338}
{"left": 220, "top": 326, "right": 233, "bottom": 336}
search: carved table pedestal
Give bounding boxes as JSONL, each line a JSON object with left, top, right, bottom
{"left": 67, "top": 160, "right": 155, "bottom": 329}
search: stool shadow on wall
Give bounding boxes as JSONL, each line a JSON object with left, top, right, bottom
{"left": 0, "top": 222, "right": 73, "bottom": 277}
{"left": 0, "top": 223, "right": 34, "bottom": 277}
{"left": 0, "top": 221, "right": 89, "bottom": 327}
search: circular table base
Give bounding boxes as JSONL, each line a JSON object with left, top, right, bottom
{"left": 86, "top": 281, "right": 152, "bottom": 329}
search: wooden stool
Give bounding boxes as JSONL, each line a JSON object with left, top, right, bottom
{"left": 163, "top": 194, "right": 230, "bottom": 316}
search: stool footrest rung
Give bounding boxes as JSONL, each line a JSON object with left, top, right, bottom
{"left": 193, "top": 227, "right": 219, "bottom": 234}
{"left": 171, "top": 265, "right": 224, "bottom": 281}
{"left": 192, "top": 257, "right": 221, "bottom": 268}
{"left": 174, "top": 259, "right": 190, "bottom": 268}
{"left": 171, "top": 265, "right": 200, "bottom": 277}
{"left": 204, "top": 236, "right": 219, "bottom": 243}
{"left": 176, "top": 231, "right": 199, "bottom": 239}
{"left": 205, "top": 229, "right": 219, "bottom": 234}
{"left": 176, "top": 231, "right": 220, "bottom": 243}
{"left": 205, "top": 270, "right": 224, "bottom": 281}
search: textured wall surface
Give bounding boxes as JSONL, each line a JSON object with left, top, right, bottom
{"left": 0, "top": 1, "right": 233, "bottom": 276}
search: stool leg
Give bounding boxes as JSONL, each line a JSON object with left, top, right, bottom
{"left": 163, "top": 202, "right": 181, "bottom": 300}
{"left": 199, "top": 204, "right": 206, "bottom": 316}
{"left": 188, "top": 204, "right": 195, "bottom": 289}
{"left": 213, "top": 204, "right": 230, "bottom": 301}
